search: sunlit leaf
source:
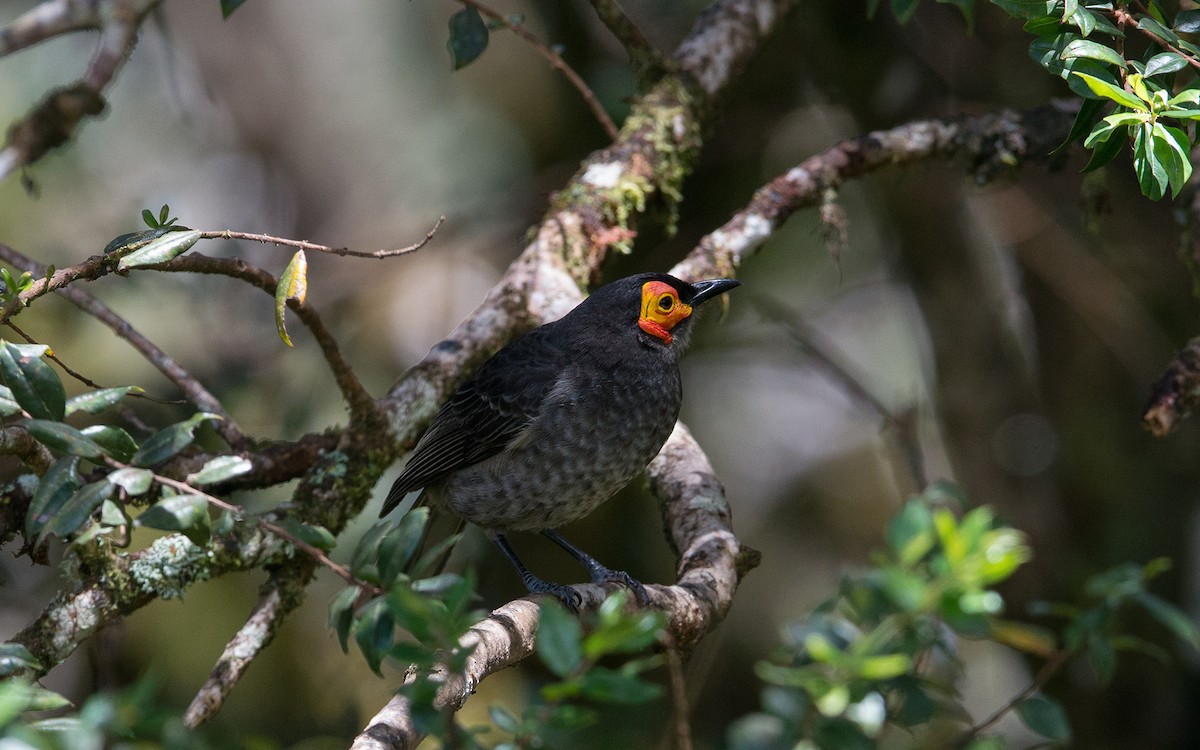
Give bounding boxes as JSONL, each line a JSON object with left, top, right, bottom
{"left": 81, "top": 425, "right": 139, "bottom": 463}
{"left": 274, "top": 250, "right": 307, "bottom": 348}
{"left": 65, "top": 386, "right": 138, "bottom": 416}
{"left": 116, "top": 229, "right": 202, "bottom": 270}
{"left": 187, "top": 454, "right": 252, "bottom": 485}
{"left": 1072, "top": 71, "right": 1146, "bottom": 109}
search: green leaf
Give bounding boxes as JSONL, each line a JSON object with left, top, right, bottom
{"left": 277, "top": 517, "right": 337, "bottom": 552}
{"left": 1082, "top": 123, "right": 1126, "bottom": 171}
{"left": 64, "top": 386, "right": 138, "bottom": 416}
{"left": 888, "top": 499, "right": 935, "bottom": 565}
{"left": 130, "top": 412, "right": 219, "bottom": 467}
{"left": 538, "top": 600, "right": 583, "bottom": 677}
{"left": 1061, "top": 0, "right": 1077, "bottom": 22}
{"left": 447, "top": 7, "right": 489, "bottom": 70}
{"left": 1138, "top": 14, "right": 1179, "bottom": 45}
{"left": 25, "top": 456, "right": 79, "bottom": 539}
{"left": 275, "top": 250, "right": 307, "bottom": 348}
{"left": 328, "top": 586, "right": 360, "bottom": 654}
{"left": 354, "top": 597, "right": 394, "bottom": 676}
{"left": 1144, "top": 52, "right": 1189, "bottom": 78}
{"left": 108, "top": 465, "right": 153, "bottom": 497}
{"left": 0, "top": 342, "right": 65, "bottom": 421}
{"left": 103, "top": 226, "right": 181, "bottom": 256}
{"left": 855, "top": 653, "right": 912, "bottom": 679}
{"left": 117, "top": 229, "right": 202, "bottom": 270}
{"left": 377, "top": 507, "right": 430, "bottom": 585}
{"left": 141, "top": 208, "right": 158, "bottom": 228}
{"left": 137, "top": 493, "right": 211, "bottom": 546}
{"left": 1178, "top": 9, "right": 1200, "bottom": 35}
{"left": 584, "top": 608, "right": 664, "bottom": 657}
{"left": 351, "top": 520, "right": 392, "bottom": 583}
{"left": 1015, "top": 693, "right": 1072, "bottom": 742}
{"left": 187, "top": 454, "right": 252, "bottom": 485}
{"left": 575, "top": 667, "right": 663, "bottom": 704}
{"left": 0, "top": 643, "right": 42, "bottom": 677}
{"left": 40, "top": 479, "right": 114, "bottom": 541}
{"left": 1135, "top": 591, "right": 1200, "bottom": 648}
{"left": 220, "top": 0, "right": 248, "bottom": 19}
{"left": 1072, "top": 72, "right": 1146, "bottom": 109}
{"left": 1060, "top": 38, "right": 1127, "bottom": 69}
{"left": 1152, "top": 123, "right": 1192, "bottom": 197}
{"left": 81, "top": 425, "right": 139, "bottom": 463}
{"left": 22, "top": 419, "right": 104, "bottom": 459}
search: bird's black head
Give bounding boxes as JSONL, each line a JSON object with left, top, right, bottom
{"left": 575, "top": 272, "right": 741, "bottom": 349}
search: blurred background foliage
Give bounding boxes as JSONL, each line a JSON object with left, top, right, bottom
{"left": 2, "top": 0, "right": 1200, "bottom": 747}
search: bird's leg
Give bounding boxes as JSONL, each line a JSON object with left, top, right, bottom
{"left": 491, "top": 531, "right": 583, "bottom": 612}
{"left": 542, "top": 529, "right": 650, "bottom": 606}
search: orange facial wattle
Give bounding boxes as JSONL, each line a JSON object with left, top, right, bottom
{"left": 637, "top": 280, "right": 693, "bottom": 344}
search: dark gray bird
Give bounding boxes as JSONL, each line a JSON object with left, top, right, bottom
{"left": 380, "top": 272, "right": 740, "bottom": 608}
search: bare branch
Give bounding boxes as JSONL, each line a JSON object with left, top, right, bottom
{"left": 670, "top": 103, "right": 1078, "bottom": 282}
{"left": 0, "top": 0, "right": 163, "bottom": 181}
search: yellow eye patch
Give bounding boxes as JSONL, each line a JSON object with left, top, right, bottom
{"left": 638, "top": 280, "right": 693, "bottom": 344}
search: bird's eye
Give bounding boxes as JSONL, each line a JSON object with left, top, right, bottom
{"left": 658, "top": 295, "right": 674, "bottom": 312}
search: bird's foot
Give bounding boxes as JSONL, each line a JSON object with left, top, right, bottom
{"left": 590, "top": 566, "right": 649, "bottom": 606}
{"left": 521, "top": 572, "right": 584, "bottom": 613}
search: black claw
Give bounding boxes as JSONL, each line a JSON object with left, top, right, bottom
{"left": 523, "top": 574, "right": 582, "bottom": 612}
{"left": 591, "top": 567, "right": 649, "bottom": 606}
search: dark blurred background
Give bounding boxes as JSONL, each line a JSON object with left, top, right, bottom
{"left": 2, "top": 0, "right": 1199, "bottom": 747}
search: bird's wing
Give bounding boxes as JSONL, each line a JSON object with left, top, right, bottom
{"left": 380, "top": 326, "right": 566, "bottom": 515}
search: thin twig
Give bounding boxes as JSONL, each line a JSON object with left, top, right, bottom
{"left": 457, "top": 0, "right": 619, "bottom": 140}
{"left": 953, "top": 649, "right": 1071, "bottom": 747}
{"left": 199, "top": 215, "right": 445, "bottom": 259}
{"left": 750, "top": 295, "right": 928, "bottom": 489}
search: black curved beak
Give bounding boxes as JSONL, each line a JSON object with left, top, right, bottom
{"left": 688, "top": 278, "right": 742, "bottom": 306}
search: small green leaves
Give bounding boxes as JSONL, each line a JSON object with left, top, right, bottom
{"left": 328, "top": 586, "right": 360, "bottom": 654}
{"left": 447, "top": 6, "right": 489, "bottom": 70}
{"left": 0, "top": 268, "right": 33, "bottom": 304}
{"left": 0, "top": 342, "right": 64, "bottom": 421}
{"left": 116, "top": 229, "right": 202, "bottom": 271}
{"left": 136, "top": 493, "right": 211, "bottom": 546}
{"left": 275, "top": 250, "right": 307, "bottom": 347}
{"left": 141, "top": 203, "right": 179, "bottom": 229}
{"left": 130, "top": 412, "right": 220, "bottom": 467}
